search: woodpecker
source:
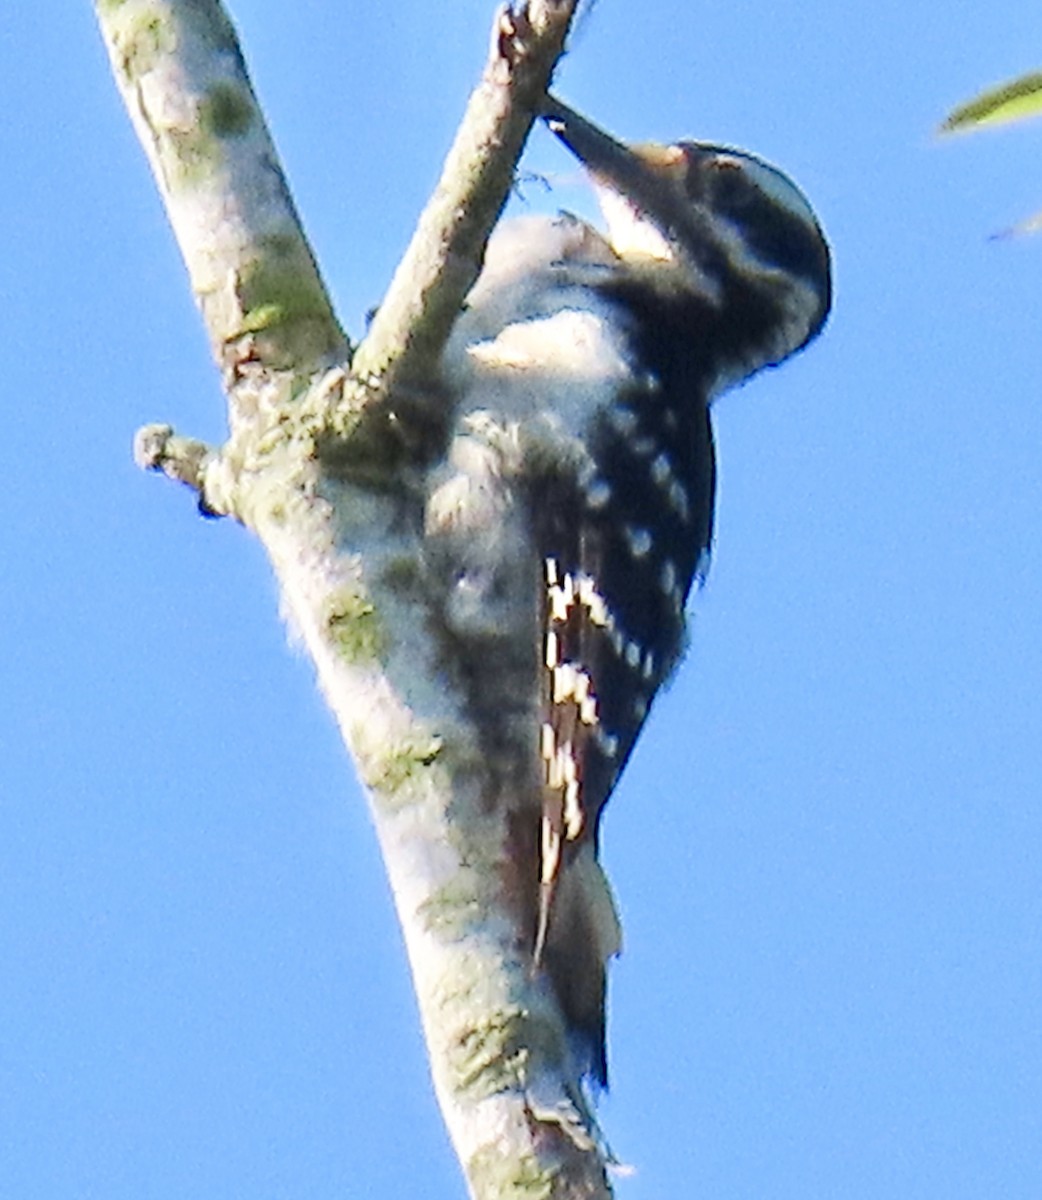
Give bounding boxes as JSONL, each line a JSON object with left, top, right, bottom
{"left": 426, "top": 97, "right": 831, "bottom": 1087}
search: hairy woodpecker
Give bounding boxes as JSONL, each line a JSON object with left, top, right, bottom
{"left": 427, "top": 97, "right": 831, "bottom": 1086}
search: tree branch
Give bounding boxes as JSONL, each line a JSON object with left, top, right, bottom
{"left": 350, "top": 1, "right": 577, "bottom": 400}
{"left": 95, "top": 0, "right": 348, "bottom": 394}
{"left": 96, "top": 1, "right": 613, "bottom": 1197}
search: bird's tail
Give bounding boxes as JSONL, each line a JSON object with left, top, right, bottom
{"left": 539, "top": 840, "right": 622, "bottom": 1087}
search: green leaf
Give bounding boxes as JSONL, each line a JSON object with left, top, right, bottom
{"left": 940, "top": 71, "right": 1042, "bottom": 133}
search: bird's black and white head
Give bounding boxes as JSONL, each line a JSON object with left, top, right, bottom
{"left": 542, "top": 96, "right": 832, "bottom": 398}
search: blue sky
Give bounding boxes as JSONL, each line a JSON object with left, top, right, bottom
{"left": 3, "top": 3, "right": 1041, "bottom": 1197}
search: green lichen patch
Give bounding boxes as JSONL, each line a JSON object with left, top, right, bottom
{"left": 363, "top": 732, "right": 444, "bottom": 808}
{"left": 199, "top": 82, "right": 254, "bottom": 138}
{"left": 449, "top": 1007, "right": 529, "bottom": 1100}
{"left": 418, "top": 872, "right": 488, "bottom": 940}
{"left": 168, "top": 120, "right": 223, "bottom": 187}
{"left": 114, "top": 9, "right": 172, "bottom": 80}
{"left": 239, "top": 302, "right": 285, "bottom": 333}
{"left": 325, "top": 587, "right": 385, "bottom": 664}
{"left": 467, "top": 1144, "right": 557, "bottom": 1200}
{"left": 234, "top": 235, "right": 339, "bottom": 365}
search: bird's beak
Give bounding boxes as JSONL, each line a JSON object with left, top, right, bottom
{"left": 540, "top": 95, "right": 687, "bottom": 219}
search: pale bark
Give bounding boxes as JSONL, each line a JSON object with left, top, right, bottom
{"left": 95, "top": 1, "right": 613, "bottom": 1196}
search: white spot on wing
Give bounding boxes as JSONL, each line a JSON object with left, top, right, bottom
{"left": 541, "top": 724, "right": 555, "bottom": 760}
{"left": 651, "top": 453, "right": 673, "bottom": 487}
{"left": 668, "top": 479, "right": 690, "bottom": 522}
{"left": 608, "top": 406, "right": 639, "bottom": 436}
{"left": 660, "top": 559, "right": 677, "bottom": 596}
{"left": 545, "top": 630, "right": 559, "bottom": 667}
{"left": 553, "top": 662, "right": 578, "bottom": 703}
{"left": 585, "top": 479, "right": 612, "bottom": 510}
{"left": 563, "top": 780, "right": 584, "bottom": 840}
{"left": 596, "top": 730, "right": 620, "bottom": 758}
{"left": 576, "top": 574, "right": 612, "bottom": 627}
{"left": 625, "top": 526, "right": 652, "bottom": 558}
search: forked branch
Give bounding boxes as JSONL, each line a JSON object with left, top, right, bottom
{"left": 95, "top": 2, "right": 613, "bottom": 1197}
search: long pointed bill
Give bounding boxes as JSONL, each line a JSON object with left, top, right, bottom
{"left": 540, "top": 95, "right": 688, "bottom": 226}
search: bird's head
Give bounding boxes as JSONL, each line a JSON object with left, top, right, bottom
{"left": 542, "top": 97, "right": 832, "bottom": 388}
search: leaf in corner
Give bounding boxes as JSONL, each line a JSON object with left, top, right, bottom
{"left": 941, "top": 71, "right": 1042, "bottom": 134}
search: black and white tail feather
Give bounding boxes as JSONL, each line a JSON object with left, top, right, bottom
{"left": 432, "top": 95, "right": 831, "bottom": 1089}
